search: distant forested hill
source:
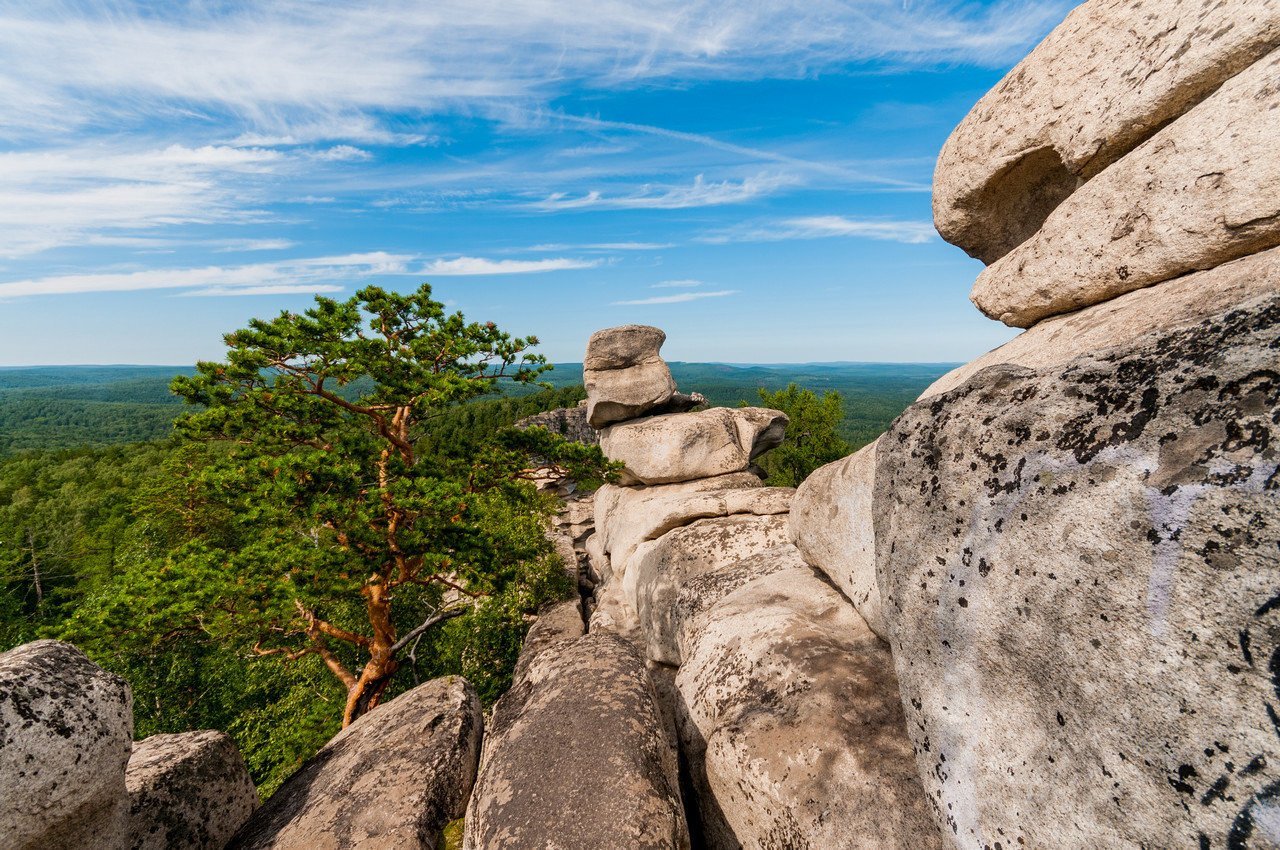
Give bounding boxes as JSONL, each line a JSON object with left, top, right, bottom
{"left": 0, "top": 361, "right": 956, "bottom": 454}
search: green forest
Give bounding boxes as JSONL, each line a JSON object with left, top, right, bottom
{"left": 0, "top": 290, "right": 951, "bottom": 797}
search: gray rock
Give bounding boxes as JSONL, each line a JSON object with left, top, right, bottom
{"left": 125, "top": 730, "right": 258, "bottom": 850}
{"left": 514, "top": 405, "right": 598, "bottom": 445}
{"left": 673, "top": 548, "right": 941, "bottom": 849}
{"left": 463, "top": 632, "right": 690, "bottom": 850}
{"left": 971, "top": 48, "right": 1280, "bottom": 327}
{"left": 0, "top": 639, "right": 133, "bottom": 850}
{"left": 583, "top": 324, "right": 668, "bottom": 371}
{"left": 583, "top": 325, "right": 678, "bottom": 427}
{"left": 934, "top": 0, "right": 1280, "bottom": 264}
{"left": 511, "top": 599, "right": 584, "bottom": 685}
{"left": 875, "top": 294, "right": 1280, "bottom": 847}
{"left": 599, "top": 407, "right": 787, "bottom": 485}
{"left": 230, "top": 676, "right": 482, "bottom": 850}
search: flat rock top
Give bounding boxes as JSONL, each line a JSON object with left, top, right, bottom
{"left": 584, "top": 325, "right": 666, "bottom": 371}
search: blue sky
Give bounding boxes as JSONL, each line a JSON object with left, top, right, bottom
{"left": 0, "top": 0, "right": 1075, "bottom": 366}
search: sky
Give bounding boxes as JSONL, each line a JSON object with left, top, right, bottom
{"left": 0, "top": 0, "right": 1076, "bottom": 366}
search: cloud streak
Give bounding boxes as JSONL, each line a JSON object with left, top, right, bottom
{"left": 532, "top": 173, "right": 793, "bottom": 211}
{"left": 613, "top": 289, "right": 737, "bottom": 305}
{"left": 703, "top": 215, "right": 938, "bottom": 245}
{"left": 421, "top": 256, "right": 601, "bottom": 275}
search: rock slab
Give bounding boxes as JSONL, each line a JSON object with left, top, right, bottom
{"left": 876, "top": 294, "right": 1280, "bottom": 847}
{"left": 599, "top": 407, "right": 787, "bottom": 486}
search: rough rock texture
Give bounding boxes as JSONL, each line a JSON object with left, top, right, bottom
{"left": 923, "top": 245, "right": 1280, "bottom": 399}
{"left": 599, "top": 407, "right": 787, "bottom": 485}
{"left": 593, "top": 472, "right": 763, "bottom": 550}
{"left": 584, "top": 531, "right": 611, "bottom": 586}
{"left": 584, "top": 325, "right": 677, "bottom": 428}
{"left": 0, "top": 639, "right": 133, "bottom": 850}
{"left": 231, "top": 677, "right": 482, "bottom": 850}
{"left": 934, "top": 0, "right": 1280, "bottom": 263}
{"left": 788, "top": 439, "right": 885, "bottom": 638}
{"left": 625, "top": 513, "right": 792, "bottom": 665}
{"left": 125, "top": 730, "right": 258, "bottom": 850}
{"left": 463, "top": 632, "right": 690, "bottom": 850}
{"left": 673, "top": 549, "right": 941, "bottom": 849}
{"left": 514, "top": 403, "right": 598, "bottom": 445}
{"left": 875, "top": 295, "right": 1280, "bottom": 847}
{"left": 972, "top": 48, "right": 1280, "bottom": 327}
{"left": 588, "top": 580, "right": 644, "bottom": 643}
{"left": 511, "top": 600, "right": 585, "bottom": 685}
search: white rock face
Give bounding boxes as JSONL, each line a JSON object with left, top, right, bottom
{"left": 876, "top": 295, "right": 1280, "bottom": 847}
{"left": 599, "top": 407, "right": 787, "bottom": 485}
{"left": 673, "top": 548, "right": 941, "bottom": 849}
{"left": 593, "top": 473, "right": 762, "bottom": 555}
{"left": 788, "top": 439, "right": 885, "bottom": 638}
{"left": 934, "top": 0, "right": 1280, "bottom": 263}
{"left": 971, "top": 47, "right": 1280, "bottom": 328}
{"left": 583, "top": 325, "right": 677, "bottom": 428}
{"left": 923, "top": 244, "right": 1280, "bottom": 399}
{"left": 125, "top": 730, "right": 258, "bottom": 850}
{"left": 625, "top": 513, "right": 792, "bottom": 664}
{"left": 0, "top": 640, "right": 133, "bottom": 850}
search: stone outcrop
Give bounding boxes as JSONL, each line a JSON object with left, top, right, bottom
{"left": 876, "top": 294, "right": 1280, "bottom": 847}
{"left": 599, "top": 406, "right": 787, "bottom": 485}
{"left": 125, "top": 730, "right": 258, "bottom": 850}
{"left": 673, "top": 549, "right": 942, "bottom": 848}
{"left": 583, "top": 324, "right": 678, "bottom": 427}
{"left": 514, "top": 401, "right": 598, "bottom": 445}
{"left": 934, "top": 0, "right": 1280, "bottom": 264}
{"left": 231, "top": 676, "right": 482, "bottom": 850}
{"left": 0, "top": 640, "right": 133, "bottom": 850}
{"left": 971, "top": 47, "right": 1280, "bottom": 327}
{"left": 510, "top": 599, "right": 584, "bottom": 684}
{"left": 463, "top": 632, "right": 690, "bottom": 850}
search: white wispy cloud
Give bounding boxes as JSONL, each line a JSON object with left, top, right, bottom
{"left": 524, "top": 242, "right": 674, "bottom": 252}
{"left": 421, "top": 256, "right": 601, "bottom": 275}
{"left": 532, "top": 173, "right": 792, "bottom": 211}
{"left": 182, "top": 284, "right": 346, "bottom": 297}
{"left": 613, "top": 289, "right": 737, "bottom": 305}
{"left": 703, "top": 215, "right": 938, "bottom": 245}
{"left": 652, "top": 279, "right": 703, "bottom": 288}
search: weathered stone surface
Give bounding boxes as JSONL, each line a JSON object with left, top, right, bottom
{"left": 788, "top": 438, "right": 885, "bottom": 638}
{"left": 972, "top": 48, "right": 1280, "bottom": 328}
{"left": 584, "top": 325, "right": 677, "bottom": 427}
{"left": 464, "top": 633, "right": 690, "bottom": 850}
{"left": 231, "top": 677, "right": 481, "bottom": 850}
{"left": 625, "top": 513, "right": 792, "bottom": 664}
{"left": 0, "top": 639, "right": 133, "bottom": 850}
{"left": 584, "top": 530, "right": 611, "bottom": 585}
{"left": 934, "top": 0, "right": 1280, "bottom": 263}
{"left": 587, "top": 580, "right": 644, "bottom": 644}
{"left": 674, "top": 549, "right": 940, "bottom": 849}
{"left": 511, "top": 600, "right": 584, "bottom": 685}
{"left": 593, "top": 473, "right": 762, "bottom": 552}
{"left": 599, "top": 407, "right": 787, "bottom": 485}
{"left": 923, "top": 244, "right": 1280, "bottom": 399}
{"left": 514, "top": 404, "right": 598, "bottom": 445}
{"left": 875, "top": 294, "right": 1280, "bottom": 847}
{"left": 125, "top": 730, "right": 258, "bottom": 850}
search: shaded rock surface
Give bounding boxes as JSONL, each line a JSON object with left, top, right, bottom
{"left": 673, "top": 548, "right": 940, "bottom": 849}
{"left": 514, "top": 402, "right": 598, "bottom": 445}
{"left": 934, "top": 0, "right": 1280, "bottom": 264}
{"left": 599, "top": 407, "right": 787, "bottom": 485}
{"left": 0, "top": 639, "right": 133, "bottom": 850}
{"left": 875, "top": 294, "right": 1280, "bottom": 847}
{"left": 584, "top": 325, "right": 678, "bottom": 428}
{"left": 463, "top": 632, "right": 690, "bottom": 850}
{"left": 971, "top": 47, "right": 1280, "bottom": 327}
{"left": 788, "top": 438, "right": 885, "bottom": 637}
{"left": 125, "top": 730, "right": 258, "bottom": 850}
{"left": 231, "top": 676, "right": 482, "bottom": 850}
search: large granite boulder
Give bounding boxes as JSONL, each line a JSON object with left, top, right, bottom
{"left": 583, "top": 325, "right": 678, "bottom": 428}
{"left": 788, "top": 438, "right": 885, "bottom": 638}
{"left": 934, "top": 0, "right": 1280, "bottom": 264}
{"left": 511, "top": 599, "right": 584, "bottom": 685}
{"left": 594, "top": 472, "right": 762, "bottom": 554}
{"left": 971, "top": 47, "right": 1280, "bottom": 328}
{"left": 125, "top": 730, "right": 258, "bottom": 850}
{"left": 673, "top": 548, "right": 941, "bottom": 849}
{"left": 922, "top": 244, "right": 1280, "bottom": 399}
{"left": 599, "top": 407, "right": 787, "bottom": 486}
{"left": 875, "top": 294, "right": 1280, "bottom": 847}
{"left": 0, "top": 640, "right": 133, "bottom": 850}
{"left": 463, "top": 632, "right": 690, "bottom": 850}
{"left": 231, "top": 676, "right": 482, "bottom": 850}
{"left": 625, "top": 513, "right": 791, "bottom": 664}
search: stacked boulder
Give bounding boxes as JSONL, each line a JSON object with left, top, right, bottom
{"left": 791, "top": 1, "right": 1280, "bottom": 846}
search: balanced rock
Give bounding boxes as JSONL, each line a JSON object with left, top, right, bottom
{"left": 624, "top": 512, "right": 791, "bottom": 665}
{"left": 125, "top": 730, "right": 258, "bottom": 850}
{"left": 923, "top": 244, "right": 1280, "bottom": 399}
{"left": 231, "top": 676, "right": 482, "bottom": 850}
{"left": 583, "top": 325, "right": 677, "bottom": 428}
{"left": 788, "top": 438, "right": 885, "bottom": 638}
{"left": 972, "top": 47, "right": 1280, "bottom": 327}
{"left": 464, "top": 632, "right": 690, "bottom": 850}
{"left": 934, "top": 0, "right": 1280, "bottom": 263}
{"left": 875, "top": 294, "right": 1280, "bottom": 847}
{"left": 599, "top": 406, "right": 787, "bottom": 485}
{"left": 673, "top": 548, "right": 940, "bottom": 849}
{"left": 0, "top": 640, "right": 133, "bottom": 850}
